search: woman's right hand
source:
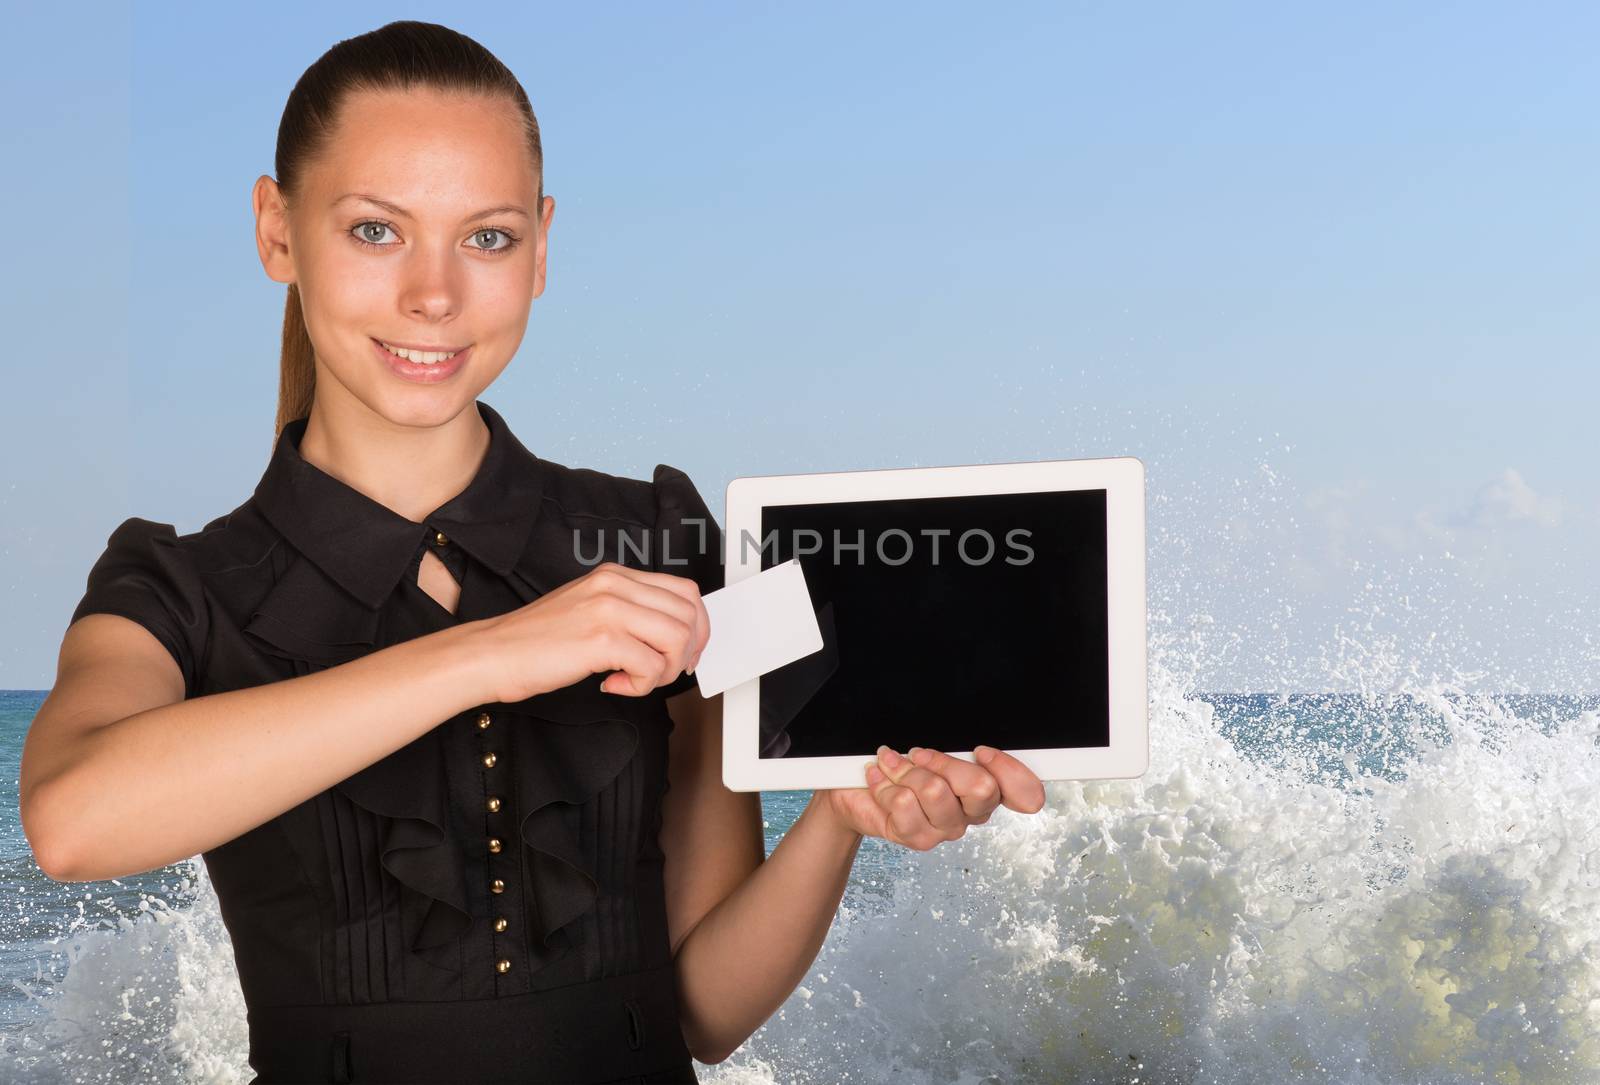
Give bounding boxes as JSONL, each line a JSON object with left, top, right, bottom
{"left": 472, "top": 561, "right": 711, "bottom": 703}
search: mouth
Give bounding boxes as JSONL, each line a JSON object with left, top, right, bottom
{"left": 372, "top": 338, "right": 468, "bottom": 365}
{"left": 372, "top": 337, "right": 472, "bottom": 382}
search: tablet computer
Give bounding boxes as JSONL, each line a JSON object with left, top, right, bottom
{"left": 720, "top": 456, "right": 1148, "bottom": 792}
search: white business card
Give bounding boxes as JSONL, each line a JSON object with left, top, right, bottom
{"left": 691, "top": 558, "right": 824, "bottom": 697}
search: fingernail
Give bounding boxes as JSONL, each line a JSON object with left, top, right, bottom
{"left": 975, "top": 745, "right": 995, "bottom": 764}
{"left": 866, "top": 764, "right": 885, "bottom": 785}
{"left": 877, "top": 745, "right": 902, "bottom": 769}
{"left": 909, "top": 746, "right": 932, "bottom": 765}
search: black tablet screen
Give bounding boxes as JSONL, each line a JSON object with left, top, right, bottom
{"left": 744, "top": 487, "right": 1109, "bottom": 760}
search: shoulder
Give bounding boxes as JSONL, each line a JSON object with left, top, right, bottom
{"left": 152, "top": 500, "right": 285, "bottom": 587}
{"left": 80, "top": 510, "right": 236, "bottom": 587}
{"left": 79, "top": 500, "right": 286, "bottom": 611}
{"left": 70, "top": 514, "right": 242, "bottom": 700}
{"left": 535, "top": 456, "right": 705, "bottom": 530}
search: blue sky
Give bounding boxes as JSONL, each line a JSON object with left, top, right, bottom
{"left": 3, "top": 2, "right": 1596, "bottom": 691}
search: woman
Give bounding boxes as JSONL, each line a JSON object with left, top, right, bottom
{"left": 19, "top": 20, "right": 1046, "bottom": 1084}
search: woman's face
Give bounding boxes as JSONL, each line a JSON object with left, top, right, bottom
{"left": 254, "top": 86, "right": 553, "bottom": 429}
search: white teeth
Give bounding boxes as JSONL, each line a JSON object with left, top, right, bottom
{"left": 380, "top": 341, "right": 459, "bottom": 365}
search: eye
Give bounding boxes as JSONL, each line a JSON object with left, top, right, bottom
{"left": 348, "top": 220, "right": 522, "bottom": 255}
{"left": 350, "top": 220, "right": 399, "bottom": 248}
{"left": 470, "top": 227, "right": 520, "bottom": 254}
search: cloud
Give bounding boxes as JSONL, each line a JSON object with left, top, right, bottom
{"left": 1447, "top": 468, "right": 1563, "bottom": 530}
{"left": 1292, "top": 471, "right": 1565, "bottom": 580}
{"left": 1300, "top": 480, "right": 1370, "bottom": 571}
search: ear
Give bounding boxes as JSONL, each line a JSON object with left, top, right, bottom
{"left": 531, "top": 194, "right": 555, "bottom": 299}
{"left": 253, "top": 175, "right": 296, "bottom": 286}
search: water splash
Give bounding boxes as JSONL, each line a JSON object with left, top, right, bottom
{"left": 5, "top": 671, "right": 1598, "bottom": 1083}
{"left": 2, "top": 868, "right": 248, "bottom": 1084}
{"left": 701, "top": 667, "right": 1600, "bottom": 1084}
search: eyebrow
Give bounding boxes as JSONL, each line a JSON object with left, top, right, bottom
{"left": 333, "top": 192, "right": 531, "bottom": 222}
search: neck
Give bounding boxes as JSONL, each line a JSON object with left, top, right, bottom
{"left": 297, "top": 393, "right": 491, "bottom": 524}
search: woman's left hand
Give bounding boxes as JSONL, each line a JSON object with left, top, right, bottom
{"left": 820, "top": 745, "right": 1046, "bottom": 849}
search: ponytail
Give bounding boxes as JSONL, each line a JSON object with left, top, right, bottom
{"left": 273, "top": 282, "right": 317, "bottom": 445}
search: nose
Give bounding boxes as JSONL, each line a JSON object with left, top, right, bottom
{"left": 397, "top": 242, "right": 464, "bottom": 324}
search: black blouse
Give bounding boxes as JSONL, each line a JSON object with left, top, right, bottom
{"left": 66, "top": 399, "right": 724, "bottom": 1084}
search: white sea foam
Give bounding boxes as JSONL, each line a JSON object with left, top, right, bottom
{"left": 2, "top": 870, "right": 248, "bottom": 1083}
{"left": 6, "top": 663, "right": 1598, "bottom": 1084}
{"left": 696, "top": 668, "right": 1600, "bottom": 1085}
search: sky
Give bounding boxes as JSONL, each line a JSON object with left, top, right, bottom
{"left": 2, "top": 2, "right": 1596, "bottom": 692}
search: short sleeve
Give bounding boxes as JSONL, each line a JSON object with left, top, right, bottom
{"left": 650, "top": 465, "right": 724, "bottom": 700}
{"left": 70, "top": 517, "right": 209, "bottom": 699}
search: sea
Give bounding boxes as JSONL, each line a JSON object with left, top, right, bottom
{"left": 2, "top": 679, "right": 1598, "bottom": 1084}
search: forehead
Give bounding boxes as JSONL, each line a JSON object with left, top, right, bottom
{"left": 305, "top": 87, "right": 536, "bottom": 210}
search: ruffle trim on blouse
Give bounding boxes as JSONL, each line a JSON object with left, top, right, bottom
{"left": 505, "top": 679, "right": 644, "bottom": 972}
{"left": 241, "top": 552, "right": 383, "bottom": 669}
{"left": 333, "top": 727, "right": 472, "bottom": 954}
{"left": 500, "top": 541, "right": 651, "bottom": 974}
{"left": 328, "top": 677, "right": 646, "bottom": 975}
{"left": 241, "top": 541, "right": 659, "bottom": 978}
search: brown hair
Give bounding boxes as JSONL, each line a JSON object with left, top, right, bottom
{"left": 270, "top": 20, "right": 544, "bottom": 440}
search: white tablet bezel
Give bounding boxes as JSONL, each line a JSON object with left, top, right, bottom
{"left": 719, "top": 456, "right": 1148, "bottom": 793}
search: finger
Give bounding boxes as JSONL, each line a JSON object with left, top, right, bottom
{"left": 660, "top": 573, "right": 710, "bottom": 673}
{"left": 584, "top": 566, "right": 701, "bottom": 679}
{"left": 593, "top": 563, "right": 711, "bottom": 677}
{"left": 863, "top": 760, "right": 933, "bottom": 849}
{"left": 596, "top": 628, "right": 673, "bottom": 696}
{"left": 690, "top": 592, "right": 710, "bottom": 671}
{"left": 588, "top": 594, "right": 698, "bottom": 696}
{"left": 610, "top": 599, "right": 697, "bottom": 688}
{"left": 642, "top": 570, "right": 710, "bottom": 672}
{"left": 973, "top": 746, "right": 1047, "bottom": 815}
{"left": 906, "top": 746, "right": 1002, "bottom": 823}
{"left": 873, "top": 746, "right": 967, "bottom": 844}
{"left": 582, "top": 562, "right": 702, "bottom": 626}
{"left": 671, "top": 582, "right": 709, "bottom": 674}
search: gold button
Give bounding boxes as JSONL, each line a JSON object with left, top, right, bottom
{"left": 486, "top": 796, "right": 501, "bottom": 813}
{"left": 496, "top": 958, "right": 511, "bottom": 974}
{"left": 482, "top": 751, "right": 497, "bottom": 769}
{"left": 488, "top": 837, "right": 502, "bottom": 854}
{"left": 434, "top": 531, "right": 449, "bottom": 546}
{"left": 494, "top": 916, "right": 508, "bottom": 933}
{"left": 491, "top": 878, "right": 505, "bottom": 894}
{"left": 477, "top": 711, "right": 492, "bottom": 729}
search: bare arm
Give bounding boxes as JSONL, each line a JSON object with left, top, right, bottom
{"left": 21, "top": 614, "right": 496, "bottom": 882}
{"left": 659, "top": 689, "right": 862, "bottom": 1065}
{"left": 21, "top": 561, "right": 710, "bottom": 885}
{"left": 672, "top": 794, "right": 861, "bottom": 1063}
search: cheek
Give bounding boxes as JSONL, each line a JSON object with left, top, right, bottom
{"left": 294, "top": 257, "right": 391, "bottom": 384}
{"left": 298, "top": 239, "right": 390, "bottom": 329}
{"left": 474, "top": 268, "right": 536, "bottom": 330}
{"left": 319, "top": 246, "right": 395, "bottom": 319}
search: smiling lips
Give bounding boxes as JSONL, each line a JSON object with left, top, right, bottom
{"left": 373, "top": 338, "right": 472, "bottom": 382}
{"left": 376, "top": 339, "right": 465, "bottom": 364}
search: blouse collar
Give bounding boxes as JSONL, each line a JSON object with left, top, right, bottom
{"left": 251, "top": 399, "right": 546, "bottom": 610}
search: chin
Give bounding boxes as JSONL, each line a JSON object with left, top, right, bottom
{"left": 352, "top": 382, "right": 482, "bottom": 431}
